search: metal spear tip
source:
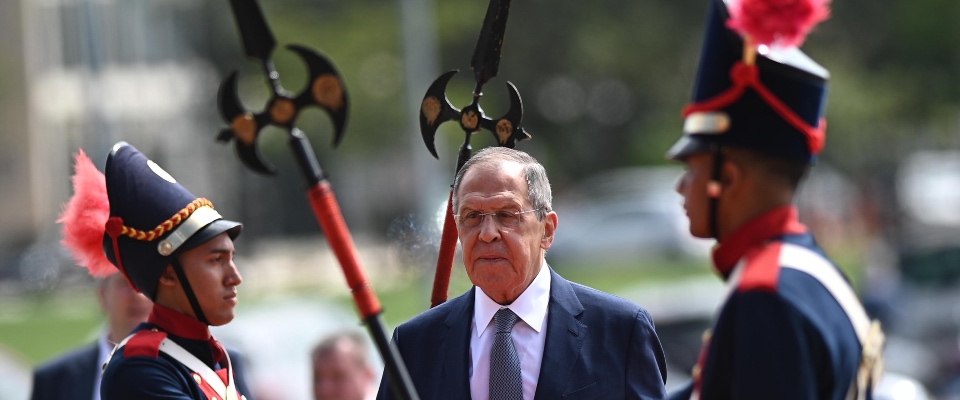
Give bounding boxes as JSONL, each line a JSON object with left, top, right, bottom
{"left": 470, "top": 0, "right": 512, "bottom": 88}
{"left": 228, "top": 0, "right": 277, "bottom": 62}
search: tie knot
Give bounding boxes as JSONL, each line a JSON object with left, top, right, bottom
{"left": 494, "top": 308, "right": 519, "bottom": 333}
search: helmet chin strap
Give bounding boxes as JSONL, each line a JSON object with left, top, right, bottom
{"left": 708, "top": 144, "right": 725, "bottom": 239}
{"left": 171, "top": 258, "right": 209, "bottom": 325}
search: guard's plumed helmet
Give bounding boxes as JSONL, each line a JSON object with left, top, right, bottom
{"left": 667, "top": 0, "right": 831, "bottom": 163}
{"left": 59, "top": 142, "right": 241, "bottom": 299}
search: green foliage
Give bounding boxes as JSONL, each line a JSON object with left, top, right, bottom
{"left": 224, "top": 0, "right": 957, "bottom": 175}
{"left": 0, "top": 292, "right": 102, "bottom": 366}
{"left": 195, "top": 0, "right": 960, "bottom": 241}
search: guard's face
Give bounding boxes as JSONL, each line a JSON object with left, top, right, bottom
{"left": 455, "top": 161, "right": 556, "bottom": 305}
{"left": 676, "top": 152, "right": 714, "bottom": 239}
{"left": 177, "top": 232, "right": 242, "bottom": 326}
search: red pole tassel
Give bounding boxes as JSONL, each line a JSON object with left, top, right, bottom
{"left": 307, "top": 181, "right": 382, "bottom": 318}
{"left": 430, "top": 191, "right": 458, "bottom": 308}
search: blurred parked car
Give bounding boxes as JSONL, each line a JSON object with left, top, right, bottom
{"left": 0, "top": 345, "right": 30, "bottom": 400}
{"left": 878, "top": 150, "right": 960, "bottom": 395}
{"left": 549, "top": 166, "right": 712, "bottom": 263}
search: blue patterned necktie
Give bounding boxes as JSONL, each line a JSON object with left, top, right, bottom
{"left": 489, "top": 308, "right": 523, "bottom": 400}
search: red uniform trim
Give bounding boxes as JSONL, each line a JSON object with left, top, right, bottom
{"left": 712, "top": 205, "right": 806, "bottom": 277}
{"left": 148, "top": 303, "right": 212, "bottom": 340}
{"left": 193, "top": 369, "right": 235, "bottom": 400}
{"left": 123, "top": 330, "right": 168, "bottom": 358}
{"left": 195, "top": 372, "right": 221, "bottom": 400}
{"left": 682, "top": 62, "right": 826, "bottom": 155}
{"left": 737, "top": 243, "right": 783, "bottom": 293}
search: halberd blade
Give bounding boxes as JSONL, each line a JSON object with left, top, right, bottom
{"left": 228, "top": 0, "right": 277, "bottom": 61}
{"left": 470, "top": 0, "right": 512, "bottom": 88}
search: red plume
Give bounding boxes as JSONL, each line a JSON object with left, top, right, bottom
{"left": 57, "top": 149, "right": 118, "bottom": 278}
{"left": 726, "top": 0, "right": 831, "bottom": 47}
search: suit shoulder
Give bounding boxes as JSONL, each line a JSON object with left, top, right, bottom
{"left": 567, "top": 280, "right": 647, "bottom": 316}
{"left": 33, "top": 341, "right": 98, "bottom": 377}
{"left": 397, "top": 289, "right": 471, "bottom": 331}
{"left": 568, "top": 281, "right": 643, "bottom": 313}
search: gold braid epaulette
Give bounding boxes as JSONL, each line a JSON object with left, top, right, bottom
{"left": 119, "top": 198, "right": 214, "bottom": 242}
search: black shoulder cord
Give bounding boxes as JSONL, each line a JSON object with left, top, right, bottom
{"left": 171, "top": 259, "right": 210, "bottom": 325}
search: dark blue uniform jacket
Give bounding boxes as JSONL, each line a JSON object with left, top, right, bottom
{"left": 100, "top": 304, "right": 253, "bottom": 400}
{"left": 670, "top": 206, "right": 864, "bottom": 400}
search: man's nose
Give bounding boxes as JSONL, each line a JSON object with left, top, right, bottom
{"left": 477, "top": 214, "right": 501, "bottom": 242}
{"left": 675, "top": 174, "right": 687, "bottom": 194}
{"left": 226, "top": 261, "right": 243, "bottom": 286}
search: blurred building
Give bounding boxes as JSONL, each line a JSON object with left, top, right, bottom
{"left": 2, "top": 0, "right": 243, "bottom": 290}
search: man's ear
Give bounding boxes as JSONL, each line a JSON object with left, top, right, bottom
{"left": 158, "top": 265, "right": 179, "bottom": 288}
{"left": 721, "top": 158, "right": 745, "bottom": 197}
{"left": 541, "top": 211, "right": 558, "bottom": 250}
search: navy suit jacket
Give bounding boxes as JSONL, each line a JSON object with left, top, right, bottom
{"left": 378, "top": 268, "right": 667, "bottom": 399}
{"left": 31, "top": 341, "right": 99, "bottom": 400}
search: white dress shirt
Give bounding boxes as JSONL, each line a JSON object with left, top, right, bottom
{"left": 470, "top": 263, "right": 551, "bottom": 400}
{"left": 95, "top": 333, "right": 114, "bottom": 400}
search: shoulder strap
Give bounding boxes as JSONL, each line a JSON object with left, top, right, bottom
{"left": 778, "top": 243, "right": 884, "bottom": 400}
{"left": 158, "top": 338, "right": 239, "bottom": 400}
{"left": 102, "top": 329, "right": 166, "bottom": 373}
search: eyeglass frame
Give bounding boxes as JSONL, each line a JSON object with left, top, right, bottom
{"left": 452, "top": 208, "right": 545, "bottom": 229}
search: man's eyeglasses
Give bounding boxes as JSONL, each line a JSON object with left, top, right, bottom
{"left": 454, "top": 209, "right": 542, "bottom": 229}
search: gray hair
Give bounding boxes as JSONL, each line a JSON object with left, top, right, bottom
{"left": 452, "top": 147, "right": 552, "bottom": 220}
{"left": 310, "top": 330, "right": 372, "bottom": 369}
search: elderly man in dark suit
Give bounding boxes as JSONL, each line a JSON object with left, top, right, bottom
{"left": 378, "top": 147, "right": 667, "bottom": 400}
{"left": 30, "top": 271, "right": 152, "bottom": 400}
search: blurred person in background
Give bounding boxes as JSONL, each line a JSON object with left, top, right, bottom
{"left": 30, "top": 271, "right": 152, "bottom": 400}
{"left": 664, "top": 0, "right": 884, "bottom": 399}
{"left": 311, "top": 331, "right": 378, "bottom": 400}
{"left": 378, "top": 147, "right": 667, "bottom": 399}
{"left": 57, "top": 142, "right": 254, "bottom": 399}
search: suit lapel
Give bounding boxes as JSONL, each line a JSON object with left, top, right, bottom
{"left": 438, "top": 288, "right": 475, "bottom": 398}
{"left": 534, "top": 268, "right": 586, "bottom": 400}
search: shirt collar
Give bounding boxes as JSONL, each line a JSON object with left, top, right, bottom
{"left": 474, "top": 261, "right": 551, "bottom": 337}
{"left": 147, "top": 303, "right": 212, "bottom": 341}
{"left": 711, "top": 205, "right": 807, "bottom": 278}
{"left": 97, "top": 332, "right": 112, "bottom": 364}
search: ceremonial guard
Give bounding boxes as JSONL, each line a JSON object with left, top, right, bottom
{"left": 666, "top": 0, "right": 884, "bottom": 399}
{"left": 59, "top": 142, "right": 252, "bottom": 400}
